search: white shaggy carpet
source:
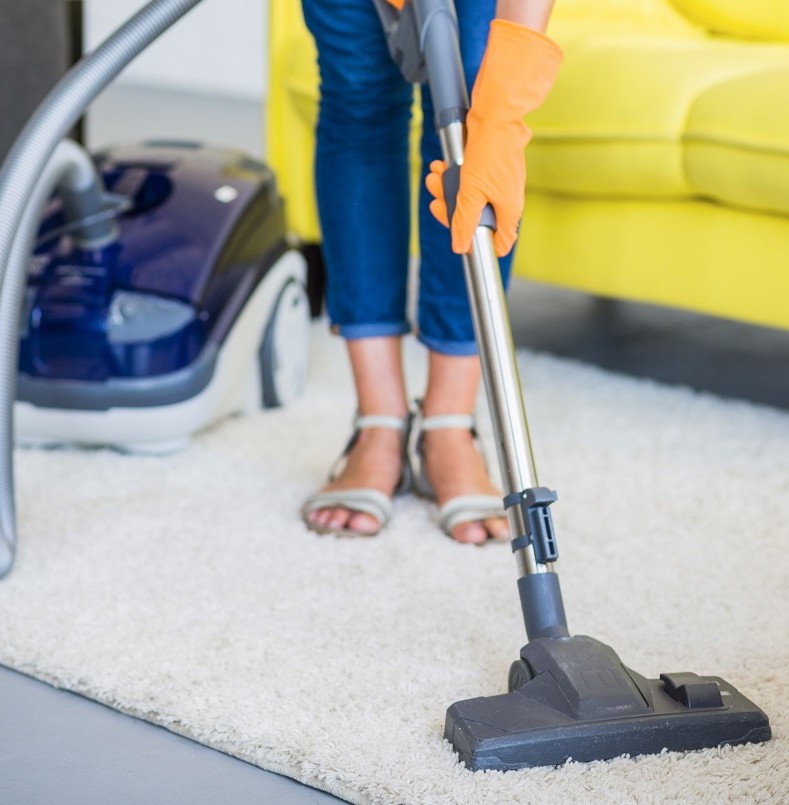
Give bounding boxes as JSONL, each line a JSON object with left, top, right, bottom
{"left": 1, "top": 324, "right": 787, "bottom": 805}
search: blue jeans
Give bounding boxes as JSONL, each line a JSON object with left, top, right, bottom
{"left": 302, "top": 0, "right": 513, "bottom": 356}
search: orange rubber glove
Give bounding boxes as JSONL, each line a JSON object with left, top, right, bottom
{"left": 385, "top": 0, "right": 405, "bottom": 9}
{"left": 425, "top": 20, "right": 563, "bottom": 256}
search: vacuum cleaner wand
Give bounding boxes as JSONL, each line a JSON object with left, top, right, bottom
{"left": 375, "top": 0, "right": 771, "bottom": 771}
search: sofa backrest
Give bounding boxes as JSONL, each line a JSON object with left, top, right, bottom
{"left": 551, "top": 0, "right": 696, "bottom": 35}
{"left": 553, "top": 0, "right": 789, "bottom": 42}
{"left": 666, "top": 0, "right": 789, "bottom": 41}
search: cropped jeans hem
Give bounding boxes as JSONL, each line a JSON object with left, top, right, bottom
{"left": 332, "top": 321, "right": 412, "bottom": 341}
{"left": 417, "top": 331, "right": 479, "bottom": 357}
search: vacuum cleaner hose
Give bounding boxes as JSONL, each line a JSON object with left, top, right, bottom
{"left": 0, "top": 0, "right": 206, "bottom": 577}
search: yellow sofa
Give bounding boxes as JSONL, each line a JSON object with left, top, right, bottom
{"left": 267, "top": 0, "right": 789, "bottom": 330}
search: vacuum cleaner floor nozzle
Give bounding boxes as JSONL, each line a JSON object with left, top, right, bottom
{"left": 445, "top": 636, "right": 771, "bottom": 771}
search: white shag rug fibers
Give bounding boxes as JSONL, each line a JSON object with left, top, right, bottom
{"left": 1, "top": 324, "right": 788, "bottom": 804}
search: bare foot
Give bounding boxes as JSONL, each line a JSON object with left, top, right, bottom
{"left": 421, "top": 427, "right": 509, "bottom": 544}
{"left": 305, "top": 427, "right": 405, "bottom": 536}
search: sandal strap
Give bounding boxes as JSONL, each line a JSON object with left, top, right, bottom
{"left": 420, "top": 413, "right": 476, "bottom": 432}
{"left": 438, "top": 495, "right": 506, "bottom": 536}
{"left": 354, "top": 413, "right": 408, "bottom": 431}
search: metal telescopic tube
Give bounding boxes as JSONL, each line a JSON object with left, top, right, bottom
{"left": 437, "top": 122, "right": 547, "bottom": 578}
{"left": 413, "top": 0, "right": 566, "bottom": 638}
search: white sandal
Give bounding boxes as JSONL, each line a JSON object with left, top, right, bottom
{"left": 409, "top": 403, "right": 506, "bottom": 539}
{"left": 301, "top": 413, "right": 412, "bottom": 537}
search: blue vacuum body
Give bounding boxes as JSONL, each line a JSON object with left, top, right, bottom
{"left": 16, "top": 141, "right": 309, "bottom": 452}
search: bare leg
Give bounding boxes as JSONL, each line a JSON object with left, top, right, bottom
{"left": 305, "top": 336, "right": 409, "bottom": 536}
{"left": 421, "top": 351, "right": 509, "bottom": 544}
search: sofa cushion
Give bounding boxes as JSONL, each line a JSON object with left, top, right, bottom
{"left": 527, "top": 37, "right": 789, "bottom": 199}
{"left": 685, "top": 67, "right": 789, "bottom": 216}
{"left": 666, "top": 0, "right": 789, "bottom": 42}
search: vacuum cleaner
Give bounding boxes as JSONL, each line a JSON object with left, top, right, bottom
{"left": 0, "top": 0, "right": 307, "bottom": 576}
{"left": 373, "top": 0, "right": 771, "bottom": 772}
{"left": 17, "top": 140, "right": 309, "bottom": 453}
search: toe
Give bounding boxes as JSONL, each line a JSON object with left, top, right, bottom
{"left": 325, "top": 507, "right": 352, "bottom": 531}
{"left": 305, "top": 508, "right": 328, "bottom": 528}
{"left": 346, "top": 511, "right": 381, "bottom": 536}
{"left": 485, "top": 516, "right": 510, "bottom": 541}
{"left": 304, "top": 507, "right": 339, "bottom": 535}
{"left": 451, "top": 521, "right": 489, "bottom": 545}
{"left": 306, "top": 506, "right": 380, "bottom": 536}
{"left": 307, "top": 507, "right": 344, "bottom": 530}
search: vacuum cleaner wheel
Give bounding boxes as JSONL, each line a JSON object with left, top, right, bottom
{"left": 259, "top": 278, "right": 310, "bottom": 408}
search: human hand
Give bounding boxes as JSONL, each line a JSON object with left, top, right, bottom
{"left": 425, "top": 21, "right": 563, "bottom": 256}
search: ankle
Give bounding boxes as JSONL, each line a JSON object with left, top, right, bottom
{"left": 422, "top": 427, "right": 475, "bottom": 452}
{"left": 354, "top": 426, "right": 404, "bottom": 451}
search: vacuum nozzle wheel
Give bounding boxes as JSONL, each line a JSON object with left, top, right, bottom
{"left": 259, "top": 278, "right": 310, "bottom": 408}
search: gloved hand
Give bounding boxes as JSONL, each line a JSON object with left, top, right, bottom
{"left": 425, "top": 20, "right": 563, "bottom": 256}
{"left": 385, "top": 0, "right": 405, "bottom": 9}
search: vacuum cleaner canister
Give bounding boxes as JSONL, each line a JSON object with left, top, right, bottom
{"left": 15, "top": 141, "right": 310, "bottom": 453}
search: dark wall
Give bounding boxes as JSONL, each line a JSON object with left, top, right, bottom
{"left": 0, "top": 0, "right": 70, "bottom": 159}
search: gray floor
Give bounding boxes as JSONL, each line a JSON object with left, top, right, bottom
{"left": 508, "top": 282, "right": 789, "bottom": 411}
{"left": 3, "top": 83, "right": 789, "bottom": 805}
{"left": 0, "top": 666, "right": 339, "bottom": 805}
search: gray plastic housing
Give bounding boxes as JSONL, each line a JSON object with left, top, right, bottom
{"left": 446, "top": 635, "right": 772, "bottom": 771}
{"left": 371, "top": 0, "right": 496, "bottom": 230}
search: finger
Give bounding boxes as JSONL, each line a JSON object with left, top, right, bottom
{"left": 428, "top": 159, "right": 447, "bottom": 177}
{"left": 492, "top": 215, "right": 519, "bottom": 257}
{"left": 425, "top": 170, "right": 445, "bottom": 202}
{"left": 429, "top": 198, "right": 450, "bottom": 228}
